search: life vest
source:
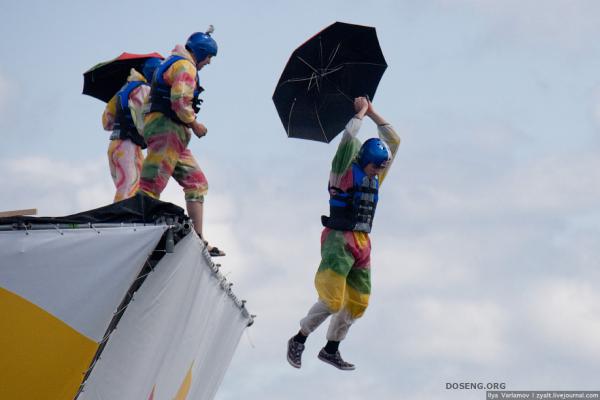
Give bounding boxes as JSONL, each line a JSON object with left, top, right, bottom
{"left": 147, "top": 55, "right": 204, "bottom": 124}
{"left": 112, "top": 81, "right": 147, "bottom": 149}
{"left": 321, "top": 162, "right": 379, "bottom": 233}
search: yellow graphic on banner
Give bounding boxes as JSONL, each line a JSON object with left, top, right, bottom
{"left": 0, "top": 287, "right": 98, "bottom": 400}
{"left": 173, "top": 362, "right": 194, "bottom": 400}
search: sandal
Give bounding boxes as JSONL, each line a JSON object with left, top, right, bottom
{"left": 195, "top": 232, "right": 225, "bottom": 257}
{"left": 208, "top": 246, "right": 226, "bottom": 257}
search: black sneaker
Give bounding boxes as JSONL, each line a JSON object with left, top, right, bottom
{"left": 317, "top": 348, "right": 356, "bottom": 371}
{"left": 287, "top": 337, "right": 305, "bottom": 369}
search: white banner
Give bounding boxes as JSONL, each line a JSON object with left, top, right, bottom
{"left": 79, "top": 232, "right": 251, "bottom": 400}
{"left": 0, "top": 225, "right": 167, "bottom": 341}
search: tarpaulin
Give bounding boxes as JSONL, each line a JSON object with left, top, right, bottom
{"left": 0, "top": 225, "right": 167, "bottom": 399}
{"left": 78, "top": 233, "right": 251, "bottom": 400}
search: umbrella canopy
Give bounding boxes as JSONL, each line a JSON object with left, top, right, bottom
{"left": 272, "top": 22, "right": 387, "bottom": 143}
{"left": 83, "top": 52, "right": 164, "bottom": 103}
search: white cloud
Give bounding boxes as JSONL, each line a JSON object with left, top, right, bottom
{"left": 437, "top": 0, "right": 600, "bottom": 50}
{"left": 400, "top": 297, "right": 510, "bottom": 364}
{"left": 591, "top": 86, "right": 600, "bottom": 130}
{"left": 0, "top": 71, "right": 11, "bottom": 117}
{"left": 527, "top": 279, "right": 600, "bottom": 359}
{"left": 394, "top": 151, "right": 600, "bottom": 224}
{"left": 0, "top": 156, "right": 112, "bottom": 215}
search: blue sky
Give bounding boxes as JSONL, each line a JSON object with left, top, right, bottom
{"left": 1, "top": 1, "right": 600, "bottom": 399}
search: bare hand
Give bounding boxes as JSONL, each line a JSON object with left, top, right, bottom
{"left": 190, "top": 121, "right": 208, "bottom": 138}
{"left": 354, "top": 97, "right": 369, "bottom": 119}
{"left": 354, "top": 97, "right": 368, "bottom": 113}
{"left": 366, "top": 98, "right": 375, "bottom": 116}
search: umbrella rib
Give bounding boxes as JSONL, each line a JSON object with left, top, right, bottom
{"left": 325, "top": 42, "right": 342, "bottom": 70}
{"left": 319, "top": 36, "right": 324, "bottom": 69}
{"left": 307, "top": 72, "right": 318, "bottom": 93}
{"left": 287, "top": 98, "right": 297, "bottom": 137}
{"left": 280, "top": 65, "right": 342, "bottom": 87}
{"left": 334, "top": 86, "right": 353, "bottom": 102}
{"left": 280, "top": 75, "right": 317, "bottom": 85}
{"left": 296, "top": 56, "right": 320, "bottom": 74}
{"left": 321, "top": 73, "right": 353, "bottom": 103}
{"left": 314, "top": 105, "right": 328, "bottom": 142}
{"left": 321, "top": 65, "right": 344, "bottom": 76}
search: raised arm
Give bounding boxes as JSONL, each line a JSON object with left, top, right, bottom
{"left": 366, "top": 101, "right": 400, "bottom": 184}
{"left": 329, "top": 97, "right": 369, "bottom": 187}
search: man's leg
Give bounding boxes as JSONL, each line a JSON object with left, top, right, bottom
{"left": 139, "top": 117, "right": 185, "bottom": 199}
{"left": 185, "top": 200, "right": 204, "bottom": 237}
{"left": 318, "top": 231, "right": 371, "bottom": 371}
{"left": 111, "top": 140, "right": 144, "bottom": 202}
{"left": 299, "top": 299, "right": 332, "bottom": 336}
{"left": 288, "top": 300, "right": 332, "bottom": 369}
{"left": 326, "top": 266, "right": 371, "bottom": 342}
{"left": 287, "top": 229, "right": 354, "bottom": 369}
{"left": 107, "top": 140, "right": 120, "bottom": 201}
{"left": 172, "top": 148, "right": 225, "bottom": 256}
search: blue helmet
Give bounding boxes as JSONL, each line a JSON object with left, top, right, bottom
{"left": 357, "top": 138, "right": 390, "bottom": 168}
{"left": 185, "top": 29, "right": 218, "bottom": 64}
{"left": 141, "top": 57, "right": 162, "bottom": 82}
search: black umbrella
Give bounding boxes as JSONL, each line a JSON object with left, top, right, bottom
{"left": 272, "top": 22, "right": 387, "bottom": 143}
{"left": 83, "top": 52, "right": 164, "bottom": 103}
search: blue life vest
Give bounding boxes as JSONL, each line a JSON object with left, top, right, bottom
{"left": 113, "top": 81, "right": 147, "bottom": 149}
{"left": 321, "top": 162, "right": 379, "bottom": 233}
{"left": 147, "top": 55, "right": 204, "bottom": 124}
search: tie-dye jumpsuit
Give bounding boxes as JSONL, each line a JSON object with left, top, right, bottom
{"left": 102, "top": 69, "right": 150, "bottom": 202}
{"left": 300, "top": 117, "right": 400, "bottom": 341}
{"left": 138, "top": 45, "right": 208, "bottom": 202}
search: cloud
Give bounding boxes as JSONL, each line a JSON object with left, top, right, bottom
{"left": 393, "top": 149, "right": 600, "bottom": 225}
{"left": 0, "top": 71, "right": 9, "bottom": 116}
{"left": 401, "top": 297, "right": 510, "bottom": 364}
{"left": 436, "top": 0, "right": 600, "bottom": 50}
{"left": 527, "top": 279, "right": 600, "bottom": 359}
{"left": 0, "top": 156, "right": 113, "bottom": 215}
{"left": 591, "top": 86, "right": 600, "bottom": 130}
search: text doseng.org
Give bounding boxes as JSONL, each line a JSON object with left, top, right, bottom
{"left": 446, "top": 382, "right": 507, "bottom": 390}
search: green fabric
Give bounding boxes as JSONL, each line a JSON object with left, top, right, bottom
{"left": 330, "top": 136, "right": 361, "bottom": 176}
{"left": 144, "top": 113, "right": 189, "bottom": 145}
{"left": 140, "top": 163, "right": 160, "bottom": 181}
{"left": 317, "top": 230, "right": 354, "bottom": 277}
{"left": 346, "top": 268, "right": 371, "bottom": 294}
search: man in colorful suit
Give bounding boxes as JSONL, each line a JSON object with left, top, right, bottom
{"left": 102, "top": 58, "right": 161, "bottom": 202}
{"left": 287, "top": 97, "right": 400, "bottom": 370}
{"left": 139, "top": 27, "right": 224, "bottom": 256}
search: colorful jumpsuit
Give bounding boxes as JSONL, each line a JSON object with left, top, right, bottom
{"left": 102, "top": 69, "right": 149, "bottom": 202}
{"left": 300, "top": 116, "right": 400, "bottom": 341}
{"left": 139, "top": 45, "right": 208, "bottom": 202}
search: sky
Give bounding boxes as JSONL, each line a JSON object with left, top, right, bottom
{"left": 1, "top": 0, "right": 600, "bottom": 399}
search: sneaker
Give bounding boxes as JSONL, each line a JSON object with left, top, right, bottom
{"left": 287, "top": 337, "right": 305, "bottom": 369}
{"left": 317, "top": 348, "right": 355, "bottom": 371}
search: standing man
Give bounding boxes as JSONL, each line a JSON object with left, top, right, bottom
{"left": 139, "top": 27, "right": 224, "bottom": 256}
{"left": 287, "top": 97, "right": 400, "bottom": 370}
{"left": 102, "top": 58, "right": 161, "bottom": 202}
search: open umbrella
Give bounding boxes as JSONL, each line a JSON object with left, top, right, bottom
{"left": 272, "top": 22, "right": 387, "bottom": 143}
{"left": 83, "top": 52, "right": 164, "bottom": 103}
